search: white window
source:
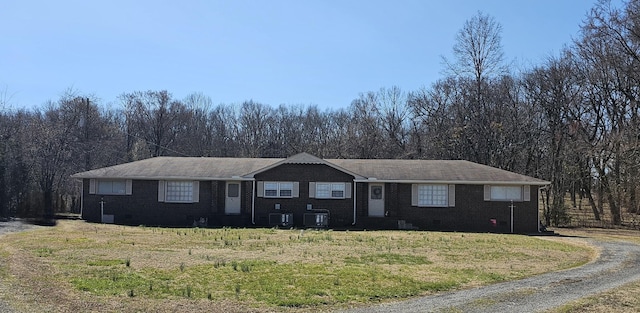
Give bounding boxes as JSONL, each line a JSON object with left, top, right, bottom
{"left": 279, "top": 182, "right": 293, "bottom": 197}
{"left": 264, "top": 182, "right": 278, "bottom": 197}
{"left": 411, "top": 184, "right": 455, "bottom": 207}
{"left": 490, "top": 186, "right": 522, "bottom": 201}
{"left": 331, "top": 183, "right": 345, "bottom": 198}
{"left": 264, "top": 182, "right": 294, "bottom": 198}
{"left": 165, "top": 181, "right": 194, "bottom": 203}
{"left": 97, "top": 180, "right": 127, "bottom": 195}
{"left": 316, "top": 182, "right": 345, "bottom": 199}
{"left": 418, "top": 184, "right": 448, "bottom": 207}
{"left": 316, "top": 183, "right": 331, "bottom": 198}
{"left": 309, "top": 182, "right": 351, "bottom": 199}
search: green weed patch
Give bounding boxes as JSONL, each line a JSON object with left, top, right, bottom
{"left": 0, "top": 221, "right": 593, "bottom": 311}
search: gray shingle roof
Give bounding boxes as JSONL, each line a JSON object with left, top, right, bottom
{"left": 71, "top": 153, "right": 549, "bottom": 185}
{"left": 328, "top": 159, "right": 548, "bottom": 184}
{"left": 71, "top": 157, "right": 282, "bottom": 180}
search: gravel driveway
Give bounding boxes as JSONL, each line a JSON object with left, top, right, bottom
{"left": 342, "top": 237, "right": 640, "bottom": 313}
{"left": 0, "top": 220, "right": 41, "bottom": 313}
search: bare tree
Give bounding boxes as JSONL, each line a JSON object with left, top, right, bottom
{"left": 0, "top": 84, "right": 15, "bottom": 112}
{"left": 28, "top": 101, "right": 77, "bottom": 219}
{"left": 324, "top": 109, "right": 352, "bottom": 158}
{"left": 176, "top": 92, "right": 215, "bottom": 157}
{"left": 408, "top": 78, "right": 461, "bottom": 159}
{"left": 436, "top": 12, "right": 511, "bottom": 166}
{"left": 443, "top": 11, "right": 507, "bottom": 96}
{"left": 207, "top": 104, "right": 240, "bottom": 157}
{"left": 524, "top": 52, "right": 583, "bottom": 225}
{"left": 121, "top": 90, "right": 186, "bottom": 159}
{"left": 1, "top": 111, "right": 31, "bottom": 217}
{"left": 348, "top": 92, "right": 384, "bottom": 158}
{"left": 0, "top": 112, "right": 8, "bottom": 218}
{"left": 376, "top": 86, "right": 410, "bottom": 158}
{"left": 572, "top": 0, "right": 640, "bottom": 224}
{"left": 238, "top": 100, "right": 273, "bottom": 157}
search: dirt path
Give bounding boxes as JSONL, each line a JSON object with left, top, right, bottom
{"left": 342, "top": 237, "right": 640, "bottom": 313}
{"left": 0, "top": 220, "right": 41, "bottom": 313}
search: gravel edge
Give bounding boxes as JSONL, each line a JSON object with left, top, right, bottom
{"left": 340, "top": 237, "right": 640, "bottom": 313}
{"left": 2, "top": 223, "right": 638, "bottom": 313}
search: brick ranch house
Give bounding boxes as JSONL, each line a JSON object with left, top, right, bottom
{"left": 71, "top": 153, "right": 549, "bottom": 233}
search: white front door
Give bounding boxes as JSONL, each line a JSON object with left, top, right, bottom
{"left": 368, "top": 184, "right": 385, "bottom": 217}
{"left": 225, "top": 182, "right": 241, "bottom": 214}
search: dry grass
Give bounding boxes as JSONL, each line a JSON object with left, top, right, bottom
{"left": 545, "top": 196, "right": 640, "bottom": 229}
{"left": 552, "top": 227, "right": 640, "bottom": 245}
{"left": 0, "top": 220, "right": 593, "bottom": 313}
{"left": 551, "top": 280, "right": 640, "bottom": 313}
{"left": 548, "top": 227, "right": 640, "bottom": 313}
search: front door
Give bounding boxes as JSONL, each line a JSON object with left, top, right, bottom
{"left": 368, "top": 184, "right": 385, "bottom": 217}
{"left": 225, "top": 182, "right": 241, "bottom": 214}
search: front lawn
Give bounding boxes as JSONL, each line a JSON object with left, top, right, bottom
{"left": 0, "top": 221, "right": 592, "bottom": 312}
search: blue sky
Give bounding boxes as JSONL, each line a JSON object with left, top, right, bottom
{"left": 0, "top": 0, "right": 613, "bottom": 110}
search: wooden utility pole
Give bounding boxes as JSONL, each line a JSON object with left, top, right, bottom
{"left": 84, "top": 97, "right": 91, "bottom": 171}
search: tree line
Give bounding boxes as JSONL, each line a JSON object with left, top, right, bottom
{"left": 1, "top": 0, "right": 638, "bottom": 227}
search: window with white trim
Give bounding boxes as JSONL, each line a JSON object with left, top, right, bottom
{"left": 418, "top": 184, "right": 448, "bottom": 207}
{"left": 316, "top": 182, "right": 345, "bottom": 199}
{"left": 490, "top": 186, "right": 522, "bottom": 201}
{"left": 98, "top": 180, "right": 126, "bottom": 195}
{"left": 165, "top": 181, "right": 194, "bottom": 203}
{"left": 279, "top": 182, "right": 293, "bottom": 197}
{"left": 264, "top": 182, "right": 294, "bottom": 198}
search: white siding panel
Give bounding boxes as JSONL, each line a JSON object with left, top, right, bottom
{"left": 89, "top": 179, "right": 96, "bottom": 194}
{"left": 484, "top": 185, "right": 491, "bottom": 201}
{"left": 158, "top": 181, "right": 165, "bottom": 202}
{"left": 257, "top": 181, "right": 264, "bottom": 197}
{"left": 345, "top": 183, "right": 352, "bottom": 199}
{"left": 411, "top": 184, "right": 418, "bottom": 206}
{"left": 448, "top": 184, "right": 455, "bottom": 207}
{"left": 309, "top": 182, "right": 316, "bottom": 198}
{"left": 193, "top": 181, "right": 200, "bottom": 203}
{"left": 125, "top": 180, "right": 132, "bottom": 195}
{"left": 292, "top": 182, "right": 300, "bottom": 198}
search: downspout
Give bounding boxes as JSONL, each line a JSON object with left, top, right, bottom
{"left": 510, "top": 200, "right": 514, "bottom": 234}
{"left": 538, "top": 185, "right": 546, "bottom": 233}
{"left": 100, "top": 197, "right": 105, "bottom": 223}
{"left": 79, "top": 180, "right": 84, "bottom": 218}
{"left": 352, "top": 180, "right": 357, "bottom": 225}
{"left": 537, "top": 186, "right": 541, "bottom": 233}
{"left": 251, "top": 180, "right": 256, "bottom": 225}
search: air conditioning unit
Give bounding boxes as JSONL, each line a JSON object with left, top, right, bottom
{"left": 304, "top": 212, "right": 329, "bottom": 228}
{"left": 101, "top": 214, "right": 114, "bottom": 224}
{"left": 269, "top": 213, "right": 293, "bottom": 227}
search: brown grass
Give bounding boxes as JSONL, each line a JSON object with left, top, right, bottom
{"left": 0, "top": 220, "right": 594, "bottom": 313}
{"left": 542, "top": 196, "right": 640, "bottom": 229}
{"left": 551, "top": 280, "right": 640, "bottom": 313}
{"left": 552, "top": 227, "right": 640, "bottom": 245}
{"left": 548, "top": 227, "right": 640, "bottom": 313}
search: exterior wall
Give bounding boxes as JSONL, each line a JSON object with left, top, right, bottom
{"left": 207, "top": 181, "right": 253, "bottom": 227}
{"left": 253, "top": 164, "right": 355, "bottom": 228}
{"left": 79, "top": 174, "right": 540, "bottom": 233}
{"left": 355, "top": 182, "right": 368, "bottom": 220}
{"left": 242, "top": 181, "right": 253, "bottom": 215}
{"left": 81, "top": 179, "right": 213, "bottom": 226}
{"left": 382, "top": 184, "right": 539, "bottom": 233}
{"left": 210, "top": 181, "right": 220, "bottom": 214}
{"left": 355, "top": 182, "right": 404, "bottom": 229}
